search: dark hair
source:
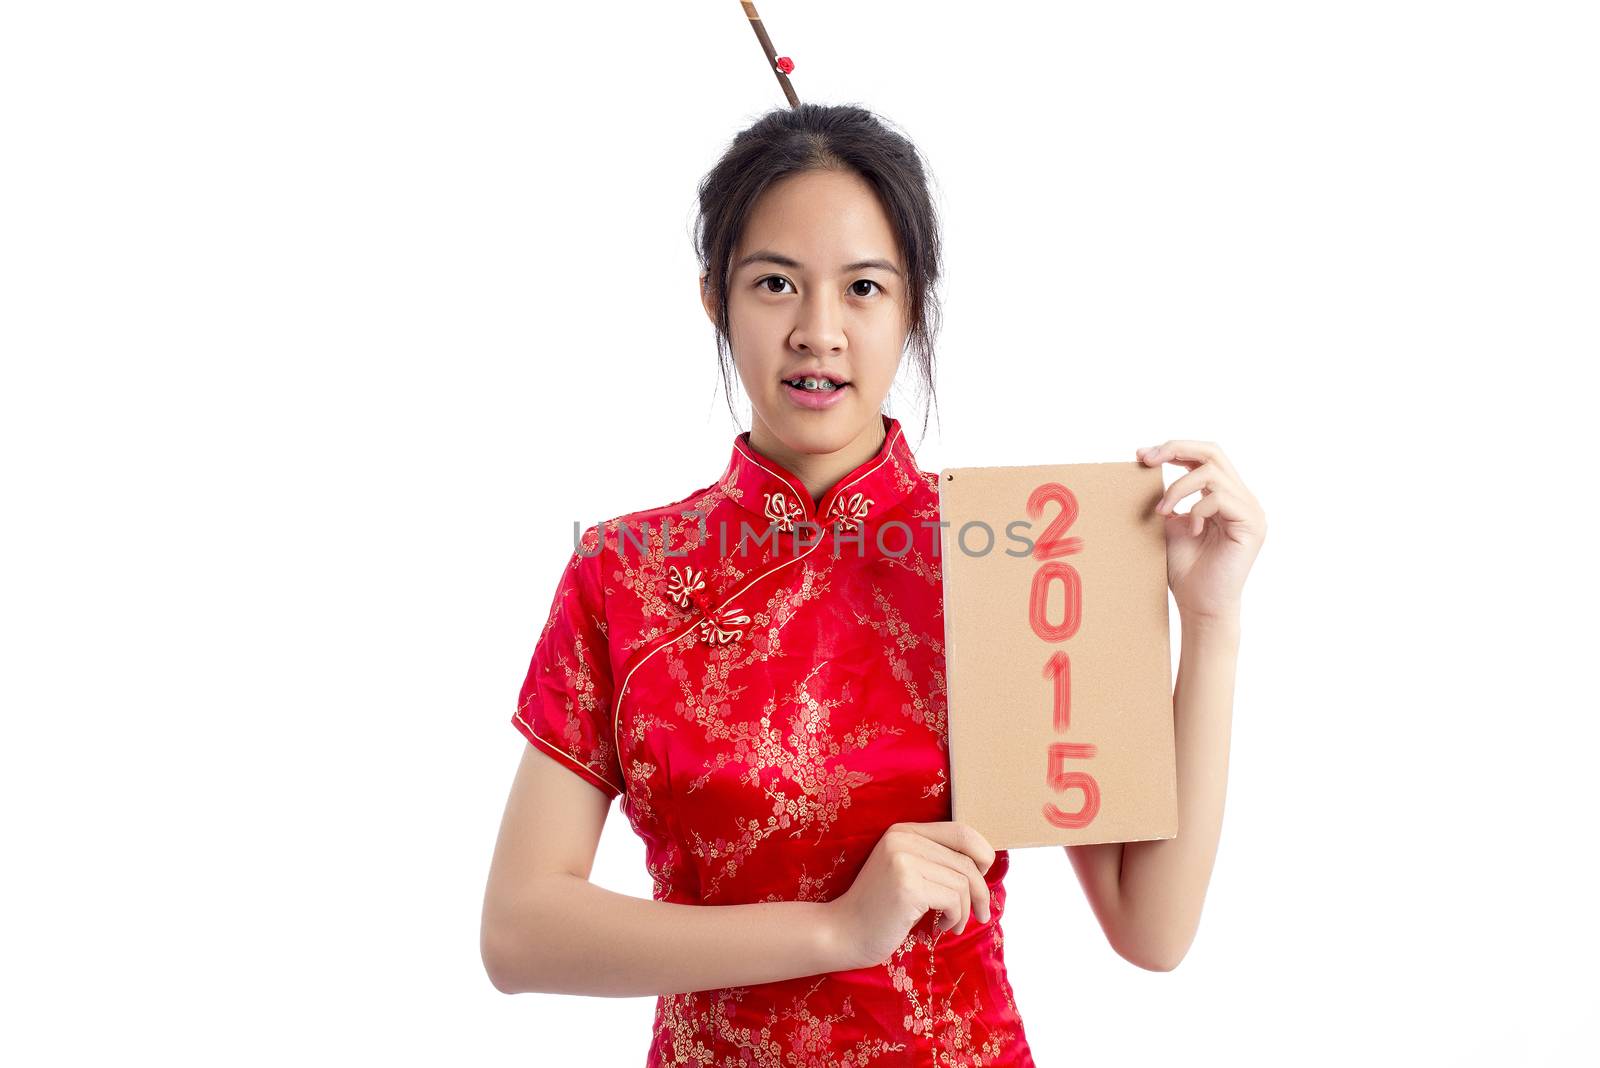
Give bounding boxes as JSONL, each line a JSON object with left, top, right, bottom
{"left": 693, "top": 103, "right": 943, "bottom": 443}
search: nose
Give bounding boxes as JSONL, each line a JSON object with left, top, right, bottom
{"left": 788, "top": 291, "right": 846, "bottom": 358}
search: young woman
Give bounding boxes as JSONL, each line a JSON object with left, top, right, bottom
{"left": 481, "top": 103, "right": 1266, "bottom": 1067}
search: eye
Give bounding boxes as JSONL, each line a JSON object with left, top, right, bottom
{"left": 754, "top": 276, "right": 887, "bottom": 298}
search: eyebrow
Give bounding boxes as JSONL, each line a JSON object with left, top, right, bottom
{"left": 733, "top": 250, "right": 904, "bottom": 278}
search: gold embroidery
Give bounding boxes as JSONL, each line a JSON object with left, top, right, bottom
{"left": 681, "top": 661, "right": 908, "bottom": 898}
{"left": 697, "top": 603, "right": 751, "bottom": 645}
{"left": 665, "top": 563, "right": 707, "bottom": 609}
{"left": 762, "top": 490, "right": 805, "bottom": 532}
{"left": 824, "top": 490, "right": 873, "bottom": 530}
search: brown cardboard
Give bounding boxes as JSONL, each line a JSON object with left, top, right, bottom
{"left": 938, "top": 462, "right": 1177, "bottom": 849}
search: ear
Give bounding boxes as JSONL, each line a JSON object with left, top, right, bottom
{"left": 699, "top": 271, "right": 719, "bottom": 326}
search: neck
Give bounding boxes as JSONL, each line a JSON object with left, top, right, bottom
{"left": 747, "top": 414, "right": 888, "bottom": 507}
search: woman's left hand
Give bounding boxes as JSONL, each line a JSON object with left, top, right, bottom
{"left": 1137, "top": 440, "right": 1267, "bottom": 622}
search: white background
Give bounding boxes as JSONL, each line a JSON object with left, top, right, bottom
{"left": 4, "top": 1, "right": 1596, "bottom": 1064}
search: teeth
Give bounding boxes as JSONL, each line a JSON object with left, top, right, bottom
{"left": 789, "top": 376, "right": 839, "bottom": 391}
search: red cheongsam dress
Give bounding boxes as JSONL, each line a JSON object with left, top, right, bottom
{"left": 512, "top": 413, "right": 1036, "bottom": 1067}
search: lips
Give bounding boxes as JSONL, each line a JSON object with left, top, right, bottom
{"left": 784, "top": 379, "right": 849, "bottom": 392}
{"left": 782, "top": 371, "right": 849, "bottom": 388}
{"left": 782, "top": 377, "right": 851, "bottom": 409}
{"left": 783, "top": 381, "right": 849, "bottom": 393}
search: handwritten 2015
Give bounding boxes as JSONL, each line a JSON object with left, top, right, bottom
{"left": 1028, "top": 482, "right": 1100, "bottom": 829}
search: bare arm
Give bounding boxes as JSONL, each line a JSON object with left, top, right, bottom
{"left": 1067, "top": 439, "right": 1261, "bottom": 971}
{"left": 481, "top": 743, "right": 846, "bottom": 997}
{"left": 1065, "top": 611, "right": 1239, "bottom": 971}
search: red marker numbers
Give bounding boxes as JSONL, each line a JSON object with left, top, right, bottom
{"left": 1029, "top": 482, "right": 1100, "bottom": 829}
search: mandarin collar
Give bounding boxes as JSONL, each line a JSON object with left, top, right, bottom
{"left": 719, "top": 414, "right": 921, "bottom": 534}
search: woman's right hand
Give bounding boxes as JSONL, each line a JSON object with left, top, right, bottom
{"left": 825, "top": 821, "right": 996, "bottom": 971}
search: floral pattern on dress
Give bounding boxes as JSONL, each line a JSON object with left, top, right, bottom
{"left": 512, "top": 414, "right": 1036, "bottom": 1066}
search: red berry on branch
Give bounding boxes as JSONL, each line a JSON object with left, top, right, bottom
{"left": 776, "top": 56, "right": 794, "bottom": 74}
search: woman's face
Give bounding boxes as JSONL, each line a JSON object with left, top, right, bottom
{"left": 703, "top": 168, "right": 909, "bottom": 457}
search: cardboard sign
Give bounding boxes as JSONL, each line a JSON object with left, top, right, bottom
{"left": 938, "top": 462, "right": 1177, "bottom": 849}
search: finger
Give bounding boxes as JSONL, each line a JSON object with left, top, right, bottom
{"left": 892, "top": 830, "right": 991, "bottom": 923}
{"left": 921, "top": 869, "right": 966, "bottom": 933}
{"left": 1156, "top": 462, "right": 1228, "bottom": 516}
{"left": 919, "top": 862, "right": 973, "bottom": 933}
{"left": 1139, "top": 440, "right": 1208, "bottom": 471}
{"left": 1140, "top": 440, "right": 1238, "bottom": 481}
{"left": 1187, "top": 488, "right": 1263, "bottom": 537}
{"left": 916, "top": 841, "right": 990, "bottom": 925}
{"left": 895, "top": 821, "right": 996, "bottom": 876}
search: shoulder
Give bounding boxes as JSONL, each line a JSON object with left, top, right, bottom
{"left": 608, "top": 477, "right": 727, "bottom": 532}
{"left": 890, "top": 465, "right": 942, "bottom": 524}
{"left": 576, "top": 475, "right": 733, "bottom": 567}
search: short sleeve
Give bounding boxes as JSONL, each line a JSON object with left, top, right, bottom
{"left": 511, "top": 529, "right": 624, "bottom": 800}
